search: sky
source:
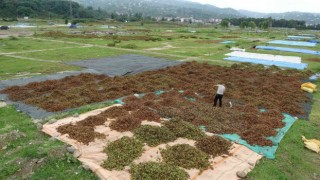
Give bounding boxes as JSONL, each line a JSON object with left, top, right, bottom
{"left": 188, "top": 0, "right": 320, "bottom": 13}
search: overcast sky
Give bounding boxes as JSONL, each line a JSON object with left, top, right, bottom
{"left": 188, "top": 0, "right": 320, "bottom": 13}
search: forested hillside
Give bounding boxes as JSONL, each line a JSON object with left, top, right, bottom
{"left": 0, "top": 0, "right": 107, "bottom": 19}
{"left": 74, "top": 0, "right": 242, "bottom": 19}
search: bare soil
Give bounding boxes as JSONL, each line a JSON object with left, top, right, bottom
{"left": 305, "top": 57, "right": 320, "bottom": 62}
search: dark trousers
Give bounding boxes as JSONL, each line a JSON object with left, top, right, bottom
{"left": 214, "top": 94, "right": 223, "bottom": 107}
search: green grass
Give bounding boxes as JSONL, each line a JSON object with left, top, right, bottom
{"left": 0, "top": 56, "right": 80, "bottom": 80}
{"left": 19, "top": 46, "right": 128, "bottom": 61}
{"left": 0, "top": 37, "right": 80, "bottom": 53}
{"left": 42, "top": 37, "right": 115, "bottom": 46}
{"left": 53, "top": 37, "right": 168, "bottom": 50}
{"left": 309, "top": 81, "right": 320, "bottom": 121}
{"left": 0, "top": 106, "right": 97, "bottom": 179}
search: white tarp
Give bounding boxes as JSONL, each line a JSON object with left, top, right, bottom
{"left": 230, "top": 47, "right": 246, "bottom": 52}
{"left": 225, "top": 51, "right": 302, "bottom": 64}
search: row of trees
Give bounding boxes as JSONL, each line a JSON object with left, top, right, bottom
{"left": 221, "top": 17, "right": 312, "bottom": 29}
{"left": 305, "top": 24, "right": 320, "bottom": 30}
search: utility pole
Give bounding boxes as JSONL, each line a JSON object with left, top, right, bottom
{"left": 69, "top": 0, "right": 73, "bottom": 18}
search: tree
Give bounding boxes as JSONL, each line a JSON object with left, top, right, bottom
{"left": 288, "top": 19, "right": 297, "bottom": 28}
{"left": 110, "top": 12, "right": 116, "bottom": 19}
{"left": 129, "top": 12, "right": 142, "bottom": 22}
{"left": 220, "top": 19, "right": 229, "bottom": 29}
{"left": 239, "top": 21, "right": 248, "bottom": 29}
{"left": 248, "top": 21, "right": 256, "bottom": 29}
{"left": 259, "top": 20, "right": 269, "bottom": 30}
{"left": 17, "top": 6, "right": 35, "bottom": 17}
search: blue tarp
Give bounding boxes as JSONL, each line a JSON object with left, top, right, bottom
{"left": 309, "top": 40, "right": 320, "bottom": 44}
{"left": 220, "top": 113, "right": 297, "bottom": 159}
{"left": 256, "top": 45, "right": 320, "bottom": 56}
{"left": 299, "top": 34, "right": 316, "bottom": 37}
{"left": 69, "top": 24, "right": 77, "bottom": 29}
{"left": 268, "top": 40, "right": 317, "bottom": 47}
{"left": 310, "top": 73, "right": 320, "bottom": 81}
{"left": 224, "top": 56, "right": 308, "bottom": 70}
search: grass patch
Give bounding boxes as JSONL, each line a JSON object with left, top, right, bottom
{"left": 31, "top": 154, "right": 98, "bottom": 180}
{"left": 309, "top": 80, "right": 320, "bottom": 122}
{"left": 0, "top": 37, "right": 80, "bottom": 53}
{"left": 19, "top": 47, "right": 127, "bottom": 61}
{"left": 133, "top": 125, "right": 176, "bottom": 147}
{"left": 131, "top": 162, "right": 189, "bottom": 180}
{"left": 102, "top": 136, "right": 144, "bottom": 170}
{"left": 164, "top": 119, "right": 205, "bottom": 140}
{"left": 121, "top": 43, "right": 138, "bottom": 49}
{"left": 161, "top": 144, "right": 210, "bottom": 170}
{"left": 0, "top": 56, "right": 79, "bottom": 80}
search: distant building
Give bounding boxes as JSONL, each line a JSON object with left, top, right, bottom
{"left": 192, "top": 19, "right": 203, "bottom": 23}
{"left": 207, "top": 18, "right": 222, "bottom": 24}
{"left": 155, "top": 16, "right": 204, "bottom": 24}
{"left": 155, "top": 16, "right": 175, "bottom": 22}
{"left": 180, "top": 17, "right": 193, "bottom": 23}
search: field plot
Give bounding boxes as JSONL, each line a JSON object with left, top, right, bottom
{"left": 0, "top": 37, "right": 82, "bottom": 53}
{"left": 0, "top": 56, "right": 79, "bottom": 80}
{"left": 18, "top": 46, "right": 128, "bottom": 61}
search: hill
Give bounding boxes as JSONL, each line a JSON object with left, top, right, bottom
{"left": 239, "top": 10, "right": 320, "bottom": 24}
{"left": 73, "top": 0, "right": 242, "bottom": 19}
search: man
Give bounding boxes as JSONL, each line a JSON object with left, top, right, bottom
{"left": 213, "top": 84, "right": 226, "bottom": 107}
